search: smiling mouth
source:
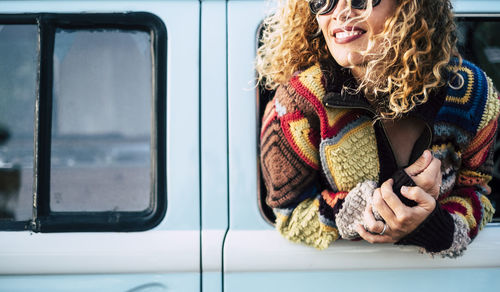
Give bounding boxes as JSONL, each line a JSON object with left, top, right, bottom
{"left": 333, "top": 28, "right": 366, "bottom": 44}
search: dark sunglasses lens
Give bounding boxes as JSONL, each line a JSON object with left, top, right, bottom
{"left": 310, "top": 0, "right": 381, "bottom": 14}
{"left": 351, "top": 0, "right": 381, "bottom": 9}
{"left": 309, "top": 0, "right": 336, "bottom": 15}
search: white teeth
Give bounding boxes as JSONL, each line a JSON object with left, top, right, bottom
{"left": 335, "top": 31, "right": 363, "bottom": 39}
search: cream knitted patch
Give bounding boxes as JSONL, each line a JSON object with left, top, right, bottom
{"left": 335, "top": 181, "right": 377, "bottom": 239}
{"left": 478, "top": 76, "right": 500, "bottom": 131}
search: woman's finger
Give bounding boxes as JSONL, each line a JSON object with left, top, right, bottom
{"left": 363, "top": 204, "right": 385, "bottom": 234}
{"left": 404, "top": 150, "right": 432, "bottom": 176}
{"left": 400, "top": 185, "right": 436, "bottom": 212}
{"left": 411, "top": 156, "right": 442, "bottom": 198}
{"left": 426, "top": 156, "right": 441, "bottom": 175}
{"left": 379, "top": 179, "right": 408, "bottom": 216}
{"left": 356, "top": 224, "right": 395, "bottom": 244}
{"left": 428, "top": 158, "right": 442, "bottom": 198}
{"left": 373, "top": 185, "right": 397, "bottom": 223}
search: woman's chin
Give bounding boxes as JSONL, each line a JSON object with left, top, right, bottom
{"left": 330, "top": 51, "right": 364, "bottom": 69}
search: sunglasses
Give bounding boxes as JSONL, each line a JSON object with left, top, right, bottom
{"left": 309, "top": 0, "right": 382, "bottom": 15}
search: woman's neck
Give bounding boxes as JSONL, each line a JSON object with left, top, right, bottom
{"left": 382, "top": 117, "right": 426, "bottom": 168}
{"left": 349, "top": 66, "right": 378, "bottom": 107}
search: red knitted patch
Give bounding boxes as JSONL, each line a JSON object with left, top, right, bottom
{"left": 290, "top": 76, "right": 331, "bottom": 138}
{"left": 290, "top": 76, "right": 364, "bottom": 139}
{"left": 467, "top": 189, "right": 483, "bottom": 238}
{"left": 321, "top": 189, "right": 348, "bottom": 208}
{"left": 309, "top": 127, "right": 320, "bottom": 147}
{"left": 441, "top": 201, "right": 467, "bottom": 215}
{"left": 447, "top": 188, "right": 483, "bottom": 238}
{"left": 438, "top": 190, "right": 452, "bottom": 200}
{"left": 463, "top": 120, "right": 497, "bottom": 168}
{"left": 458, "top": 175, "right": 482, "bottom": 186}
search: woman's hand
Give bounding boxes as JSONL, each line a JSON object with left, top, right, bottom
{"left": 356, "top": 179, "right": 436, "bottom": 243}
{"left": 404, "top": 150, "right": 442, "bottom": 199}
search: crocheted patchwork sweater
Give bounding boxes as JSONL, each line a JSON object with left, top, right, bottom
{"left": 260, "top": 59, "right": 499, "bottom": 257}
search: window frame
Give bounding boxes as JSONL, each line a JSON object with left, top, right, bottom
{"left": 0, "top": 12, "right": 167, "bottom": 232}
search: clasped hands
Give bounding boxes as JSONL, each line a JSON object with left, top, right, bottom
{"left": 356, "top": 150, "right": 442, "bottom": 243}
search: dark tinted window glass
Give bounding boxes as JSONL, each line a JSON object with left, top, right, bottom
{"left": 50, "top": 29, "right": 152, "bottom": 212}
{"left": 457, "top": 20, "right": 500, "bottom": 88}
{"left": 0, "top": 25, "right": 37, "bottom": 221}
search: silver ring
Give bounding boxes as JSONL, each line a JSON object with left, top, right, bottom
{"left": 379, "top": 224, "right": 387, "bottom": 236}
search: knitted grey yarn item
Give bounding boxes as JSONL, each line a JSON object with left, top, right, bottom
{"left": 335, "top": 180, "right": 377, "bottom": 239}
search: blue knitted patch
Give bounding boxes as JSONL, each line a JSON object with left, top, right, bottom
{"left": 436, "top": 59, "right": 488, "bottom": 135}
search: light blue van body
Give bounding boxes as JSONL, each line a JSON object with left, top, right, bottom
{"left": 0, "top": 0, "right": 499, "bottom": 291}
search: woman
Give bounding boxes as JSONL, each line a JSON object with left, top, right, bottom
{"left": 257, "top": 0, "right": 499, "bottom": 257}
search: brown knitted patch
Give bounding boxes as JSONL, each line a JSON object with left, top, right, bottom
{"left": 279, "top": 85, "right": 320, "bottom": 127}
{"left": 261, "top": 119, "right": 317, "bottom": 208}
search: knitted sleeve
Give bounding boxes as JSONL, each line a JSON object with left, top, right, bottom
{"left": 395, "top": 118, "right": 498, "bottom": 257}
{"left": 411, "top": 64, "right": 500, "bottom": 258}
{"left": 436, "top": 115, "right": 498, "bottom": 257}
{"left": 260, "top": 84, "right": 321, "bottom": 208}
{"left": 260, "top": 65, "right": 380, "bottom": 249}
{"left": 260, "top": 82, "right": 340, "bottom": 249}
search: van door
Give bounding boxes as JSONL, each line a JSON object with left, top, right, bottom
{"left": 0, "top": 1, "right": 200, "bottom": 291}
{"left": 224, "top": 1, "right": 500, "bottom": 291}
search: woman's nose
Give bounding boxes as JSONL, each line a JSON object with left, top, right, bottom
{"left": 331, "top": 0, "right": 353, "bottom": 21}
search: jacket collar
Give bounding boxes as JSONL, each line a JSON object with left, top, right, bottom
{"left": 320, "top": 62, "right": 447, "bottom": 126}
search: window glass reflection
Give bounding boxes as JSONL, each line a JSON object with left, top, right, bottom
{"left": 0, "top": 25, "right": 37, "bottom": 221}
{"left": 51, "top": 29, "right": 153, "bottom": 212}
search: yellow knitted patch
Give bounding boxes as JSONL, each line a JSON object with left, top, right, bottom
{"left": 274, "top": 213, "right": 290, "bottom": 231}
{"left": 458, "top": 169, "right": 492, "bottom": 184}
{"left": 446, "top": 66, "right": 474, "bottom": 104}
{"left": 479, "top": 76, "right": 500, "bottom": 131}
{"left": 289, "top": 117, "right": 320, "bottom": 167}
{"left": 480, "top": 195, "right": 495, "bottom": 230}
{"left": 440, "top": 196, "right": 477, "bottom": 231}
{"left": 431, "top": 143, "right": 456, "bottom": 153}
{"left": 275, "top": 198, "right": 339, "bottom": 250}
{"left": 323, "top": 120, "right": 380, "bottom": 191}
{"left": 326, "top": 108, "right": 350, "bottom": 128}
{"left": 320, "top": 223, "right": 339, "bottom": 233}
{"left": 298, "top": 64, "right": 326, "bottom": 101}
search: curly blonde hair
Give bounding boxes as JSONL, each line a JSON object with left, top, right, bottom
{"left": 256, "top": 0, "right": 459, "bottom": 118}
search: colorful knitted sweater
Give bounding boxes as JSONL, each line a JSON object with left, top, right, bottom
{"left": 260, "top": 59, "right": 499, "bottom": 257}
